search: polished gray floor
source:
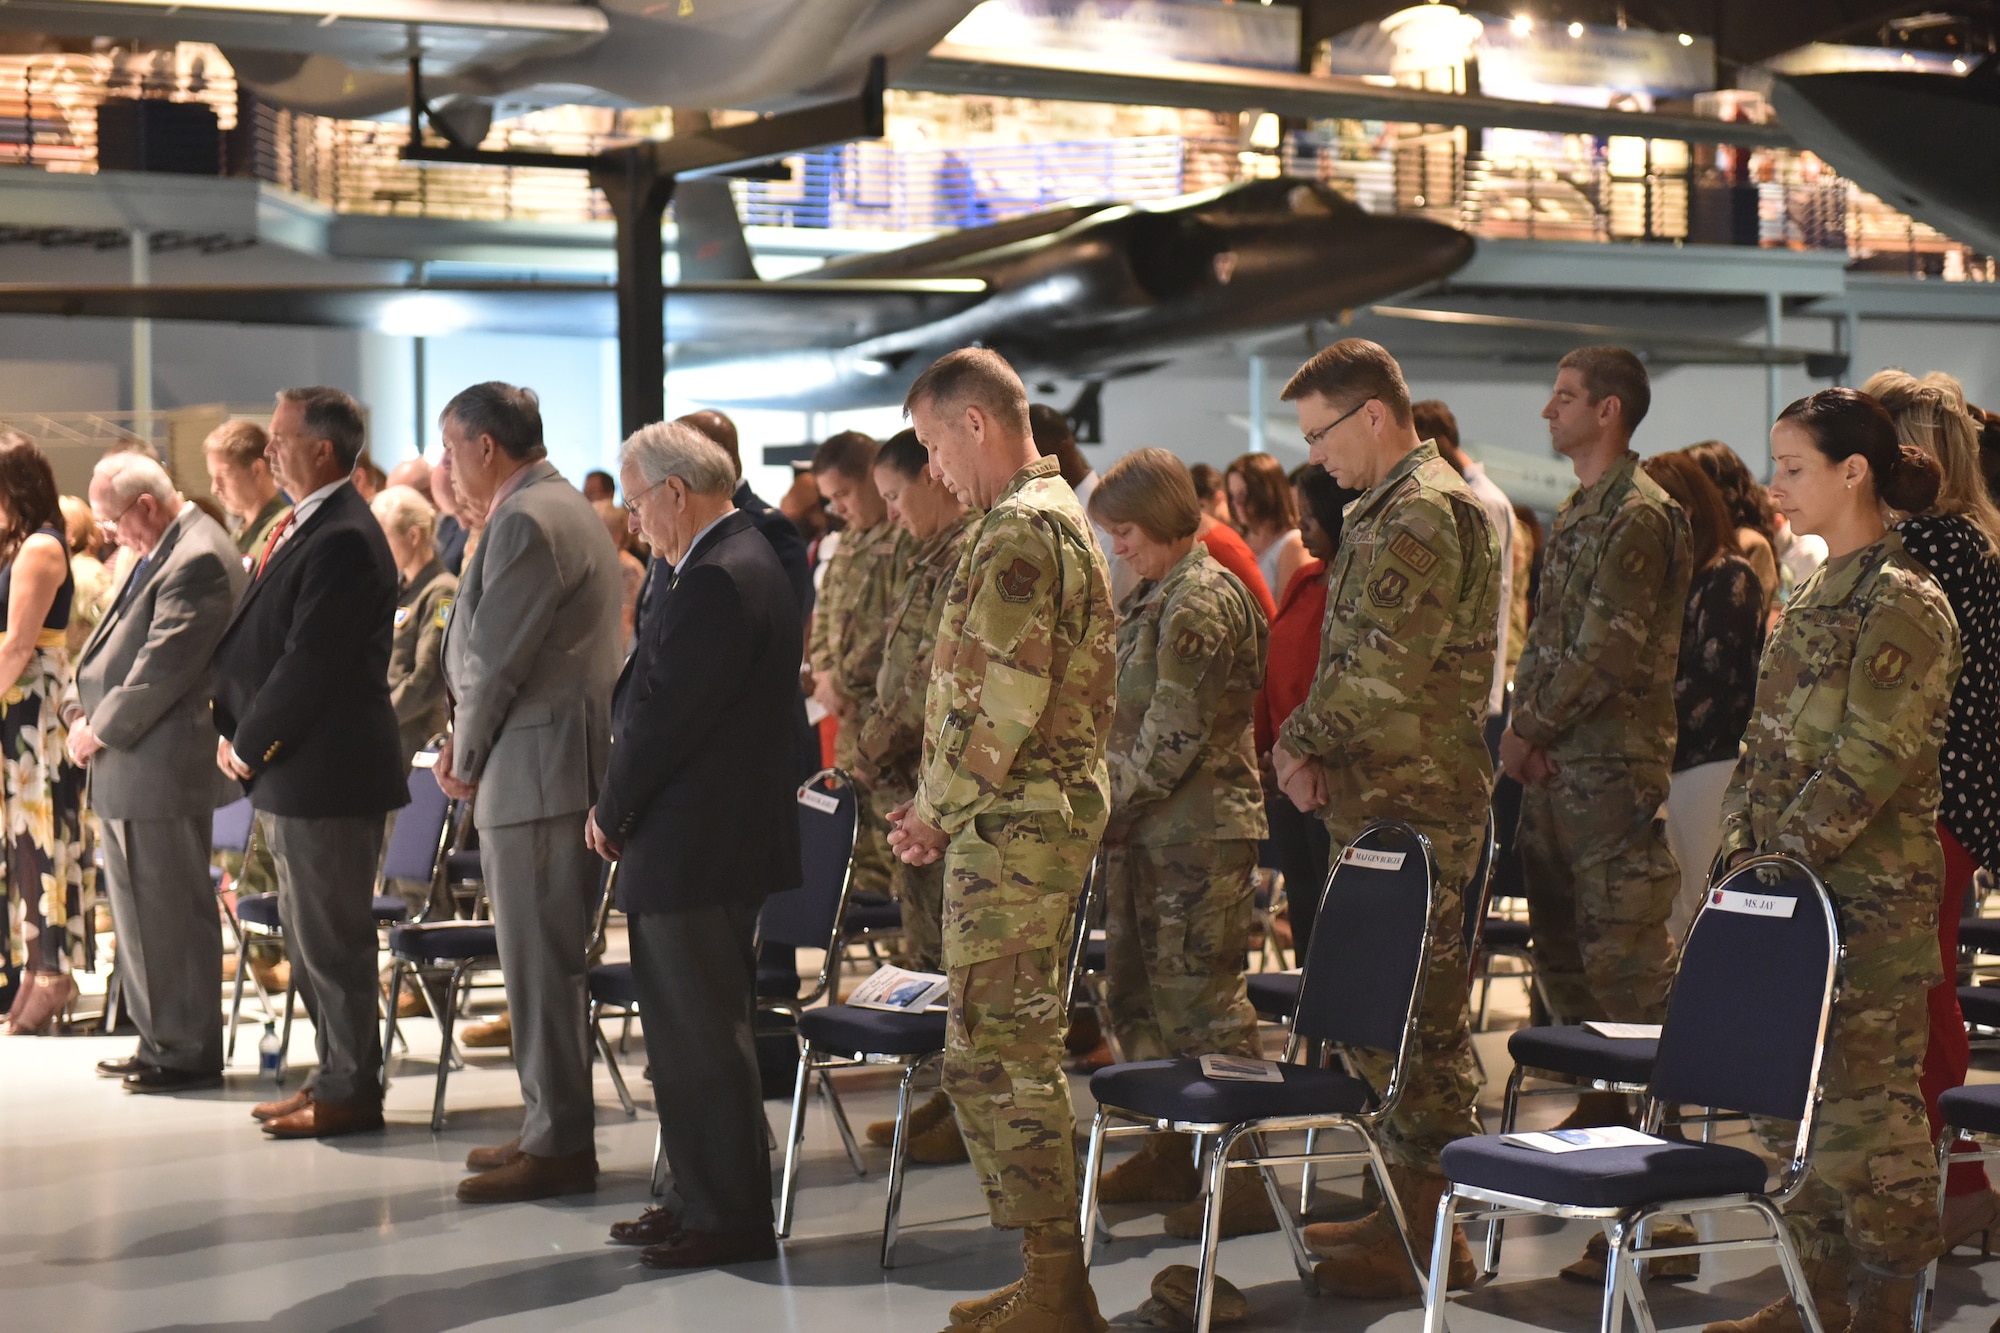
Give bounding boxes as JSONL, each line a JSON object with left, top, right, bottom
{"left": 2, "top": 978, "right": 1996, "bottom": 1332}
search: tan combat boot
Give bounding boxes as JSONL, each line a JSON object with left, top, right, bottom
{"left": 1848, "top": 1271, "right": 1918, "bottom": 1333}
{"left": 1701, "top": 1257, "right": 1850, "bottom": 1333}
{"left": 1161, "top": 1145, "right": 1280, "bottom": 1239}
{"left": 868, "top": 1089, "right": 954, "bottom": 1148}
{"left": 946, "top": 1225, "right": 1108, "bottom": 1333}
{"left": 1301, "top": 1163, "right": 1421, "bottom": 1257}
{"left": 1096, "top": 1132, "right": 1201, "bottom": 1207}
{"left": 1135, "top": 1263, "right": 1250, "bottom": 1329}
{"left": 1561, "top": 1219, "right": 1703, "bottom": 1283}
{"left": 1311, "top": 1170, "right": 1478, "bottom": 1299}
{"left": 907, "top": 1111, "right": 971, "bottom": 1164}
{"left": 1550, "top": 1090, "right": 1635, "bottom": 1131}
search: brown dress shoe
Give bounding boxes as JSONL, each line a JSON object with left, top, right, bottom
{"left": 252, "top": 1088, "right": 313, "bottom": 1122}
{"left": 466, "top": 1138, "right": 522, "bottom": 1172}
{"left": 461, "top": 1012, "right": 512, "bottom": 1048}
{"left": 609, "top": 1206, "right": 683, "bottom": 1246}
{"left": 263, "top": 1098, "right": 384, "bottom": 1139}
{"left": 638, "top": 1225, "right": 777, "bottom": 1269}
{"left": 456, "top": 1149, "right": 597, "bottom": 1203}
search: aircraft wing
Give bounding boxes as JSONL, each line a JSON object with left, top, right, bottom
{"left": 0, "top": 278, "right": 988, "bottom": 345}
{"left": 0, "top": 1, "right": 607, "bottom": 75}
{"left": 1359, "top": 305, "right": 1842, "bottom": 371}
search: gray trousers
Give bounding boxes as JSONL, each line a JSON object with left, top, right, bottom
{"left": 100, "top": 816, "right": 222, "bottom": 1074}
{"left": 631, "top": 898, "right": 772, "bottom": 1232}
{"left": 482, "top": 814, "right": 599, "bottom": 1158}
{"left": 265, "top": 812, "right": 385, "bottom": 1105}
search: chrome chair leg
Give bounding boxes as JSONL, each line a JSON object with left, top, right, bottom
{"left": 1421, "top": 1188, "right": 1459, "bottom": 1333}
{"left": 1602, "top": 1217, "right": 1632, "bottom": 1333}
{"left": 777, "top": 1045, "right": 812, "bottom": 1237}
{"left": 226, "top": 931, "right": 252, "bottom": 1059}
{"left": 430, "top": 966, "right": 463, "bottom": 1131}
{"left": 1191, "top": 1130, "right": 1234, "bottom": 1333}
{"left": 1079, "top": 1108, "right": 1109, "bottom": 1264}
{"left": 1485, "top": 1062, "right": 1530, "bottom": 1275}
{"left": 651, "top": 1122, "right": 669, "bottom": 1197}
{"left": 1918, "top": 1127, "right": 1951, "bottom": 1331}
{"left": 380, "top": 957, "right": 408, "bottom": 1085}
{"left": 881, "top": 1062, "right": 920, "bottom": 1268}
{"left": 818, "top": 1069, "right": 866, "bottom": 1177}
{"left": 1257, "top": 1131, "right": 1316, "bottom": 1285}
{"left": 276, "top": 974, "right": 297, "bottom": 1077}
{"left": 594, "top": 1006, "right": 636, "bottom": 1117}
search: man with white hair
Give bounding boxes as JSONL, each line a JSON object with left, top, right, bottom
{"left": 588, "top": 420, "right": 801, "bottom": 1270}
{"left": 65, "top": 452, "right": 246, "bottom": 1092}
{"left": 437, "top": 381, "right": 624, "bottom": 1203}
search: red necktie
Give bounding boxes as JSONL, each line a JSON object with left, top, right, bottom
{"left": 255, "top": 512, "right": 293, "bottom": 578}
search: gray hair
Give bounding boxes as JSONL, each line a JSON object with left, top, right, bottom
{"left": 619, "top": 420, "right": 736, "bottom": 497}
{"left": 370, "top": 483, "right": 436, "bottom": 541}
{"left": 92, "top": 451, "right": 176, "bottom": 508}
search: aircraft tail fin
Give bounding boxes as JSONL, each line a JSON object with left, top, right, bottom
{"left": 674, "top": 178, "right": 758, "bottom": 282}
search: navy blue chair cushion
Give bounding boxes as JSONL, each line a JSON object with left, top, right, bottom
{"left": 1482, "top": 918, "right": 1532, "bottom": 949}
{"left": 798, "top": 1004, "right": 946, "bottom": 1058}
{"left": 1961, "top": 918, "right": 2000, "bottom": 955}
{"left": 841, "top": 898, "right": 903, "bottom": 935}
{"left": 390, "top": 921, "right": 498, "bottom": 961}
{"left": 1507, "top": 1026, "right": 1659, "bottom": 1085}
{"left": 1959, "top": 986, "right": 2000, "bottom": 1029}
{"left": 1440, "top": 1134, "right": 1769, "bottom": 1208}
{"left": 372, "top": 896, "right": 410, "bottom": 924}
{"left": 235, "top": 893, "right": 282, "bottom": 929}
{"left": 1246, "top": 971, "right": 1302, "bottom": 1019}
{"left": 1090, "top": 1057, "right": 1373, "bottom": 1124}
{"left": 1940, "top": 1083, "right": 2000, "bottom": 1137}
{"left": 590, "top": 962, "right": 639, "bottom": 1009}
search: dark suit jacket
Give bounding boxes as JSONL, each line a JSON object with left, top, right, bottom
{"left": 212, "top": 482, "right": 408, "bottom": 818}
{"left": 434, "top": 513, "right": 468, "bottom": 576}
{"left": 734, "top": 480, "right": 812, "bottom": 615}
{"left": 599, "top": 509, "right": 802, "bottom": 914}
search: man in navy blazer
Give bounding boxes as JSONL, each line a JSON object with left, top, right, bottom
{"left": 211, "top": 386, "right": 406, "bottom": 1140}
{"left": 587, "top": 419, "right": 801, "bottom": 1270}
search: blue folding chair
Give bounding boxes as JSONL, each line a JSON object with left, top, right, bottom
{"left": 1081, "top": 821, "right": 1439, "bottom": 1333}
{"left": 1423, "top": 854, "right": 1842, "bottom": 1333}
{"left": 1926, "top": 1081, "right": 2000, "bottom": 1327}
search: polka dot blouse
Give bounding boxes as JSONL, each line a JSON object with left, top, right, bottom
{"left": 1897, "top": 512, "right": 2000, "bottom": 872}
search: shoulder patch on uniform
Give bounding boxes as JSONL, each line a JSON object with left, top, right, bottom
{"left": 394, "top": 607, "right": 410, "bottom": 629}
{"left": 1388, "top": 531, "right": 1439, "bottom": 575}
{"left": 434, "top": 596, "right": 453, "bottom": 630}
{"left": 1618, "top": 546, "right": 1649, "bottom": 578}
{"left": 1368, "top": 568, "right": 1410, "bottom": 609}
{"left": 998, "top": 557, "right": 1040, "bottom": 602}
{"left": 1170, "top": 626, "right": 1206, "bottom": 662}
{"left": 1864, "top": 639, "right": 1915, "bottom": 688}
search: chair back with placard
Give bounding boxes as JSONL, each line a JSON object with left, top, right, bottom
{"left": 212, "top": 797, "right": 255, "bottom": 856}
{"left": 755, "top": 768, "right": 859, "bottom": 1009}
{"left": 1648, "top": 855, "right": 1840, "bottom": 1185}
{"left": 382, "top": 759, "right": 453, "bottom": 886}
{"left": 1291, "top": 821, "right": 1435, "bottom": 1062}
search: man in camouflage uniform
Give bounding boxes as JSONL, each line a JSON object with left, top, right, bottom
{"left": 1267, "top": 340, "right": 1499, "bottom": 1299}
{"left": 889, "top": 348, "right": 1114, "bottom": 1333}
{"left": 1500, "top": 347, "right": 1692, "bottom": 1034}
{"left": 1498, "top": 347, "right": 1695, "bottom": 1284}
{"left": 809, "top": 431, "right": 914, "bottom": 904}
{"left": 853, "top": 428, "right": 976, "bottom": 1159}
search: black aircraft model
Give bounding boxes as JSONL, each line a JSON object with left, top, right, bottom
{"left": 0, "top": 176, "right": 1475, "bottom": 411}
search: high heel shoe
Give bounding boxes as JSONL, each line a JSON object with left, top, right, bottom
{"left": 1, "top": 971, "right": 77, "bottom": 1036}
{"left": 3, "top": 973, "right": 34, "bottom": 1028}
{"left": 1942, "top": 1185, "right": 2000, "bottom": 1256}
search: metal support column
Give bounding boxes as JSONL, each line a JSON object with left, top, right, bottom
{"left": 588, "top": 152, "right": 676, "bottom": 437}
{"left": 1248, "top": 353, "right": 1266, "bottom": 453}
{"left": 130, "top": 228, "right": 151, "bottom": 419}
{"left": 1764, "top": 289, "right": 1782, "bottom": 430}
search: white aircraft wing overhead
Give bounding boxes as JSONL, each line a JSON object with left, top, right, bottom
{"left": 0, "top": 0, "right": 607, "bottom": 75}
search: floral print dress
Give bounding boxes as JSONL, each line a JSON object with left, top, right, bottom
{"left": 2, "top": 524, "right": 91, "bottom": 972}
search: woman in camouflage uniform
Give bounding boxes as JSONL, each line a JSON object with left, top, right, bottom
{"left": 1713, "top": 388, "right": 1955, "bottom": 1333}
{"left": 1085, "top": 449, "right": 1269, "bottom": 1213}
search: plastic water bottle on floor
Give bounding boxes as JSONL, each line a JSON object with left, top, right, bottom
{"left": 258, "top": 1021, "right": 281, "bottom": 1080}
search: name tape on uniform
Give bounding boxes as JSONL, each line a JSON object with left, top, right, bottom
{"left": 797, "top": 787, "right": 841, "bottom": 815}
{"left": 1707, "top": 888, "right": 1797, "bottom": 919}
{"left": 1341, "top": 847, "right": 1406, "bottom": 872}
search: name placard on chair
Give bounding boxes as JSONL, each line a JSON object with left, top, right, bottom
{"left": 1340, "top": 847, "right": 1406, "bottom": 872}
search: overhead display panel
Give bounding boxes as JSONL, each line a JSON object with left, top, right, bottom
{"left": 0, "top": 0, "right": 607, "bottom": 76}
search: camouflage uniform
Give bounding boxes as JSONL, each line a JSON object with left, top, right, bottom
{"left": 809, "top": 517, "right": 915, "bottom": 900}
{"left": 1512, "top": 452, "right": 1692, "bottom": 1024}
{"left": 1277, "top": 441, "right": 1500, "bottom": 1172}
{"left": 853, "top": 511, "right": 976, "bottom": 970}
{"left": 1720, "top": 532, "right": 1956, "bottom": 1276}
{"left": 1103, "top": 548, "right": 1268, "bottom": 1062}
{"left": 914, "top": 456, "right": 1115, "bottom": 1228}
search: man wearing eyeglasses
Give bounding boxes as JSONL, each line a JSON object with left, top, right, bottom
{"left": 436, "top": 381, "right": 625, "bottom": 1203}
{"left": 1269, "top": 338, "right": 1500, "bottom": 1301}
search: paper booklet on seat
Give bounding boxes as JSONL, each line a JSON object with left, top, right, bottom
{"left": 1503, "top": 1126, "right": 1666, "bottom": 1153}
{"left": 1581, "top": 1021, "right": 1663, "bottom": 1040}
{"left": 848, "top": 965, "right": 950, "bottom": 1013}
{"left": 1199, "top": 1054, "right": 1285, "bottom": 1082}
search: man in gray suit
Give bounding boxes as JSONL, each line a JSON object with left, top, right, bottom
{"left": 437, "top": 382, "right": 624, "bottom": 1203}
{"left": 64, "top": 453, "right": 246, "bottom": 1093}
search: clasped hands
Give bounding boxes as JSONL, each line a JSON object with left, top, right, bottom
{"left": 885, "top": 800, "right": 946, "bottom": 866}
{"left": 1270, "top": 744, "right": 1327, "bottom": 812}
{"left": 1494, "top": 727, "right": 1554, "bottom": 786}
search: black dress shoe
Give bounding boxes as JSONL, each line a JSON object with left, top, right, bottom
{"left": 609, "top": 1206, "right": 681, "bottom": 1246}
{"left": 124, "top": 1067, "right": 223, "bottom": 1094}
{"left": 97, "top": 1054, "right": 150, "bottom": 1079}
{"left": 638, "top": 1225, "right": 777, "bottom": 1270}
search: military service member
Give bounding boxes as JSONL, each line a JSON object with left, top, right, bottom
{"left": 1709, "top": 390, "right": 1954, "bottom": 1333}
{"left": 1270, "top": 339, "right": 1499, "bottom": 1298}
{"left": 888, "top": 347, "right": 1115, "bottom": 1333}
{"left": 809, "top": 431, "right": 914, "bottom": 903}
{"left": 1084, "top": 448, "right": 1270, "bottom": 1227}
{"left": 854, "top": 428, "right": 977, "bottom": 1160}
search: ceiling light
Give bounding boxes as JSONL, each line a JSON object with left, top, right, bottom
{"left": 1510, "top": 13, "right": 1531, "bottom": 35}
{"left": 1567, "top": 21, "right": 1584, "bottom": 38}
{"left": 1677, "top": 32, "right": 1693, "bottom": 46}
{"left": 1954, "top": 57, "right": 1968, "bottom": 72}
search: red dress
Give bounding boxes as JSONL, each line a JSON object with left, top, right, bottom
{"left": 1254, "top": 557, "right": 1327, "bottom": 756}
{"left": 1199, "top": 522, "right": 1276, "bottom": 622}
